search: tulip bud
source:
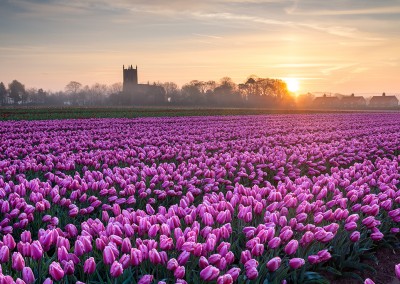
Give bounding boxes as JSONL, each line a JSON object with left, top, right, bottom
{"left": 266, "top": 257, "right": 281, "bottom": 272}
{"left": 289, "top": 258, "right": 305, "bottom": 269}
{"left": 110, "top": 261, "right": 123, "bottom": 278}
{"left": 22, "top": 267, "right": 35, "bottom": 284}
{"left": 49, "top": 261, "right": 64, "bottom": 281}
{"left": 12, "top": 252, "right": 25, "bottom": 271}
{"left": 84, "top": 257, "right": 96, "bottom": 274}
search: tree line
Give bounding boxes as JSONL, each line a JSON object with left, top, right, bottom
{"left": 0, "top": 76, "right": 294, "bottom": 108}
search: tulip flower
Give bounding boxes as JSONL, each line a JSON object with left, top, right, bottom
{"left": 84, "top": 257, "right": 96, "bottom": 274}
{"left": 22, "top": 267, "right": 35, "bottom": 284}
{"left": 49, "top": 261, "right": 64, "bottom": 281}
{"left": 103, "top": 246, "right": 115, "bottom": 265}
{"left": 110, "top": 261, "right": 123, "bottom": 278}
{"left": 395, "top": 264, "right": 400, "bottom": 280}
{"left": 174, "top": 266, "right": 186, "bottom": 279}
{"left": 200, "top": 265, "right": 220, "bottom": 281}
{"left": 138, "top": 275, "right": 154, "bottom": 284}
{"left": 12, "top": 252, "right": 25, "bottom": 271}
{"left": 63, "top": 260, "right": 75, "bottom": 275}
{"left": 350, "top": 231, "right": 361, "bottom": 242}
{"left": 266, "top": 257, "right": 281, "bottom": 272}
{"left": 0, "top": 246, "right": 10, "bottom": 263}
{"left": 289, "top": 258, "right": 305, "bottom": 269}
{"left": 284, "top": 240, "right": 298, "bottom": 255}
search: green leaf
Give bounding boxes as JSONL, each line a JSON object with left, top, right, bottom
{"left": 323, "top": 266, "right": 342, "bottom": 276}
{"left": 342, "top": 272, "right": 364, "bottom": 282}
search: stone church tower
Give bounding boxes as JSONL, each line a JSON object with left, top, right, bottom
{"left": 123, "top": 65, "right": 138, "bottom": 93}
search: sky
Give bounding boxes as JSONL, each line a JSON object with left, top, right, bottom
{"left": 0, "top": 0, "right": 399, "bottom": 95}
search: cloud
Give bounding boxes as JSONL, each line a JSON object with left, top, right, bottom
{"left": 288, "top": 6, "right": 400, "bottom": 16}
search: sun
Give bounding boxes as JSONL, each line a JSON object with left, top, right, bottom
{"left": 285, "top": 78, "right": 300, "bottom": 93}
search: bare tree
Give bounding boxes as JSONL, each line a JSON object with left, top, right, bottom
{"left": 65, "top": 81, "right": 82, "bottom": 94}
{"left": 108, "top": 82, "right": 122, "bottom": 95}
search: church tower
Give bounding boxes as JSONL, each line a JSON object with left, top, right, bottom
{"left": 123, "top": 65, "right": 138, "bottom": 93}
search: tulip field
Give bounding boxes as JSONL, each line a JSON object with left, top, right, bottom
{"left": 1, "top": 113, "right": 400, "bottom": 284}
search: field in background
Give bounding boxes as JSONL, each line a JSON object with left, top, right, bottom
{"left": 0, "top": 107, "right": 376, "bottom": 121}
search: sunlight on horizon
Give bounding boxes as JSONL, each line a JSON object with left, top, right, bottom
{"left": 284, "top": 78, "right": 300, "bottom": 93}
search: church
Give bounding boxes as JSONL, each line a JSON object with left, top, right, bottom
{"left": 122, "top": 65, "right": 165, "bottom": 105}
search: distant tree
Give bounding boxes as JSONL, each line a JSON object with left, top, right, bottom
{"left": 8, "top": 80, "right": 25, "bottom": 105}
{"left": 37, "top": 88, "right": 47, "bottom": 104}
{"left": 213, "top": 77, "right": 241, "bottom": 106}
{"left": 181, "top": 82, "right": 204, "bottom": 105}
{"left": 0, "top": 82, "right": 7, "bottom": 105}
{"left": 108, "top": 82, "right": 123, "bottom": 95}
{"left": 65, "top": 81, "right": 82, "bottom": 94}
{"left": 25, "top": 88, "right": 38, "bottom": 105}
{"left": 159, "top": 82, "right": 180, "bottom": 103}
{"left": 88, "top": 83, "right": 107, "bottom": 105}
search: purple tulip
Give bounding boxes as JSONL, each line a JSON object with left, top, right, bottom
{"left": 22, "top": 267, "right": 35, "bottom": 284}
{"left": 84, "top": 257, "right": 96, "bottom": 274}
{"left": 49, "top": 261, "right": 64, "bottom": 281}
{"left": 289, "top": 258, "right": 305, "bottom": 269}
{"left": 110, "top": 261, "right": 123, "bottom": 277}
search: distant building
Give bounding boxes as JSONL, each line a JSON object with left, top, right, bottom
{"left": 369, "top": 92, "right": 398, "bottom": 108}
{"left": 122, "top": 65, "right": 165, "bottom": 105}
{"left": 341, "top": 93, "right": 366, "bottom": 108}
{"left": 313, "top": 94, "right": 340, "bottom": 108}
{"left": 123, "top": 65, "right": 138, "bottom": 92}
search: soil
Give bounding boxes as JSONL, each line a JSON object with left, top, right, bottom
{"left": 329, "top": 248, "right": 400, "bottom": 284}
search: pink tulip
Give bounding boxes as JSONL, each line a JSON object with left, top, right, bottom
{"left": 226, "top": 267, "right": 241, "bottom": 281}
{"left": 174, "top": 266, "right": 186, "bottom": 279}
{"left": 63, "top": 260, "right": 75, "bottom": 275}
{"left": 266, "top": 257, "right": 281, "bottom": 272}
{"left": 289, "top": 258, "right": 305, "bottom": 269}
{"left": 0, "top": 245, "right": 10, "bottom": 263}
{"left": 268, "top": 237, "right": 281, "bottom": 249}
{"left": 30, "top": 240, "right": 43, "bottom": 260}
{"left": 22, "top": 267, "right": 35, "bottom": 284}
{"left": 350, "top": 231, "right": 361, "bottom": 242}
{"left": 370, "top": 229, "right": 384, "bottom": 241}
{"left": 167, "top": 258, "right": 179, "bottom": 271}
{"left": 3, "top": 234, "right": 16, "bottom": 250}
{"left": 110, "top": 261, "right": 123, "bottom": 277}
{"left": 49, "top": 261, "right": 64, "bottom": 281}
{"left": 21, "top": 231, "right": 32, "bottom": 243}
{"left": 130, "top": 248, "right": 143, "bottom": 266}
{"left": 43, "top": 278, "right": 53, "bottom": 284}
{"left": 199, "top": 256, "right": 209, "bottom": 269}
{"left": 121, "top": 238, "right": 132, "bottom": 253}
{"left": 308, "top": 255, "right": 320, "bottom": 264}
{"left": 240, "top": 250, "right": 252, "bottom": 264}
{"left": 103, "top": 246, "right": 115, "bottom": 265}
{"left": 84, "top": 257, "right": 96, "bottom": 274}
{"left": 12, "top": 252, "right": 25, "bottom": 271}
{"left": 57, "top": 246, "right": 69, "bottom": 262}
{"left": 200, "top": 265, "right": 220, "bottom": 281}
{"left": 364, "top": 278, "right": 375, "bottom": 284}
{"left": 18, "top": 242, "right": 31, "bottom": 257}
{"left": 317, "top": 249, "right": 332, "bottom": 262}
{"left": 138, "top": 275, "right": 154, "bottom": 284}
{"left": 395, "top": 264, "right": 400, "bottom": 280}
{"left": 149, "top": 248, "right": 162, "bottom": 264}
{"left": 284, "top": 240, "right": 298, "bottom": 255}
{"left": 251, "top": 243, "right": 264, "bottom": 256}
{"left": 217, "top": 274, "right": 234, "bottom": 284}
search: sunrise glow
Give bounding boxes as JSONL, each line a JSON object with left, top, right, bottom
{"left": 285, "top": 78, "right": 300, "bottom": 93}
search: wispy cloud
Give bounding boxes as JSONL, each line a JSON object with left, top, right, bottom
{"left": 288, "top": 6, "right": 400, "bottom": 16}
{"left": 192, "top": 33, "right": 222, "bottom": 39}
